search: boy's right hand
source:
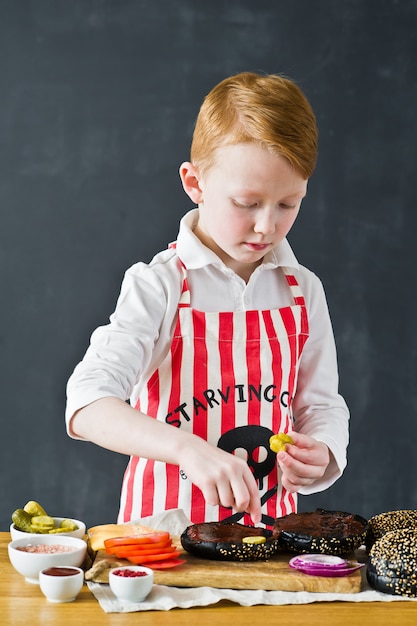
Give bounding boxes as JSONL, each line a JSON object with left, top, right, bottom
{"left": 179, "top": 440, "right": 262, "bottom": 525}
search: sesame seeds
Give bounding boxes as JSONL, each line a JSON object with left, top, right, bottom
{"left": 366, "top": 509, "right": 417, "bottom": 551}
{"left": 367, "top": 527, "right": 417, "bottom": 597}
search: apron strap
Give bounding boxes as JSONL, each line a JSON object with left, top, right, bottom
{"left": 282, "top": 266, "right": 306, "bottom": 307}
{"left": 169, "top": 241, "right": 190, "bottom": 307}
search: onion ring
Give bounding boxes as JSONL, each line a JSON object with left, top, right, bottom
{"left": 289, "top": 554, "right": 365, "bottom": 577}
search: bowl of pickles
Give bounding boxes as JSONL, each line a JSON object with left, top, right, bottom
{"left": 10, "top": 501, "right": 86, "bottom": 541}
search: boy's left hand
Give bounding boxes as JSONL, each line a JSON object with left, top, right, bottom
{"left": 276, "top": 432, "right": 330, "bottom": 492}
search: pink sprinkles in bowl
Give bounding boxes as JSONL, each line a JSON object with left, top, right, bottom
{"left": 16, "top": 544, "right": 77, "bottom": 554}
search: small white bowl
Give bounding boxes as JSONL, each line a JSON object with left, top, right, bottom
{"left": 8, "top": 535, "right": 87, "bottom": 584}
{"left": 39, "top": 566, "right": 84, "bottom": 603}
{"left": 10, "top": 517, "right": 86, "bottom": 541}
{"left": 109, "top": 566, "right": 154, "bottom": 603}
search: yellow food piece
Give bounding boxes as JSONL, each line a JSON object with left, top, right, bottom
{"left": 49, "top": 527, "right": 70, "bottom": 534}
{"left": 60, "top": 518, "right": 78, "bottom": 531}
{"left": 269, "top": 432, "right": 294, "bottom": 453}
{"left": 30, "top": 515, "right": 55, "bottom": 531}
{"left": 242, "top": 536, "right": 267, "bottom": 544}
{"left": 23, "top": 500, "right": 48, "bottom": 517}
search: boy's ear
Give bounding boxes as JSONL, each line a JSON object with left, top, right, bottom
{"left": 179, "top": 162, "right": 203, "bottom": 204}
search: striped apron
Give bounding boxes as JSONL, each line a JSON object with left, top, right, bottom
{"left": 118, "top": 254, "right": 309, "bottom": 527}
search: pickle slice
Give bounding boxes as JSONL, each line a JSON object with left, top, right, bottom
{"left": 269, "top": 432, "right": 294, "bottom": 453}
{"left": 23, "top": 500, "right": 48, "bottom": 517}
{"left": 59, "top": 518, "right": 78, "bottom": 531}
{"left": 30, "top": 515, "right": 55, "bottom": 532}
{"left": 242, "top": 536, "right": 267, "bottom": 544}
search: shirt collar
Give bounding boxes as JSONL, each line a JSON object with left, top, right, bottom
{"left": 176, "top": 208, "right": 300, "bottom": 271}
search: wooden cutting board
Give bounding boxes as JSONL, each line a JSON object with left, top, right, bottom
{"left": 86, "top": 537, "right": 363, "bottom": 594}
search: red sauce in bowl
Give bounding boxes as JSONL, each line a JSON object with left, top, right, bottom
{"left": 42, "top": 567, "right": 80, "bottom": 576}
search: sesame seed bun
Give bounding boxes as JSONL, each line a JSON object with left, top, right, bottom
{"left": 367, "top": 528, "right": 417, "bottom": 597}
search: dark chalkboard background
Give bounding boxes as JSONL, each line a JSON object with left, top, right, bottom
{"left": 1, "top": 0, "right": 417, "bottom": 531}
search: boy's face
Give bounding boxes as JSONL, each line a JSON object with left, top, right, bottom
{"left": 190, "top": 143, "right": 307, "bottom": 279}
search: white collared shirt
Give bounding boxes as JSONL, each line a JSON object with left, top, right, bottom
{"left": 66, "top": 209, "right": 349, "bottom": 494}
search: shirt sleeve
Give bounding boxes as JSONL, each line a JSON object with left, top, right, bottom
{"left": 65, "top": 260, "right": 180, "bottom": 438}
{"left": 291, "top": 270, "right": 350, "bottom": 494}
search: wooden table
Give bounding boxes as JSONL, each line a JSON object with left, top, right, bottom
{"left": 1, "top": 532, "right": 417, "bottom": 626}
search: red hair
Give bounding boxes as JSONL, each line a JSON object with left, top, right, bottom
{"left": 190, "top": 72, "right": 318, "bottom": 179}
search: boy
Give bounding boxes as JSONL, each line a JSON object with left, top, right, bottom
{"left": 66, "top": 72, "right": 349, "bottom": 527}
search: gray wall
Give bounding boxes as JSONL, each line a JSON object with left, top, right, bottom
{"left": 1, "top": 0, "right": 417, "bottom": 531}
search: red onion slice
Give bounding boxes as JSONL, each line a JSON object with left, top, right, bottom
{"left": 292, "top": 554, "right": 347, "bottom": 568}
{"left": 289, "top": 555, "right": 365, "bottom": 577}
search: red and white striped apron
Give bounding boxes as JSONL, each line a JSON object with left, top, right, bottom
{"left": 118, "top": 252, "right": 309, "bottom": 527}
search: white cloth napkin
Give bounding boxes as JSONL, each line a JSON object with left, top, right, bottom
{"left": 86, "top": 509, "right": 417, "bottom": 613}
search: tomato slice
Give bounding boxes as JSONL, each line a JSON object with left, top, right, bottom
{"left": 126, "top": 550, "right": 183, "bottom": 564}
{"left": 110, "top": 545, "right": 178, "bottom": 558}
{"left": 145, "top": 558, "right": 186, "bottom": 569}
{"left": 104, "top": 532, "right": 170, "bottom": 549}
{"left": 105, "top": 539, "right": 172, "bottom": 555}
